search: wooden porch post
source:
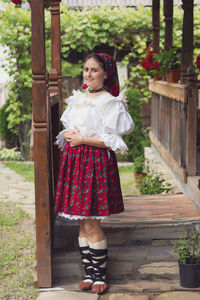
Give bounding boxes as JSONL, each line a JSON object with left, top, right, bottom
{"left": 48, "top": 0, "right": 62, "bottom": 191}
{"left": 152, "top": 0, "right": 160, "bottom": 53}
{"left": 163, "top": 0, "right": 173, "bottom": 50}
{"left": 48, "top": 0, "right": 62, "bottom": 98}
{"left": 186, "top": 66, "right": 197, "bottom": 176}
{"left": 181, "top": 0, "right": 194, "bottom": 84}
{"left": 31, "top": 0, "right": 52, "bottom": 287}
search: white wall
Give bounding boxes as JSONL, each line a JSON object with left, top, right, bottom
{"left": 0, "top": 45, "right": 9, "bottom": 108}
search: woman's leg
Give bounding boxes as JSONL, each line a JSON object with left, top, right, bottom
{"left": 82, "top": 219, "right": 105, "bottom": 242}
{"left": 83, "top": 219, "right": 108, "bottom": 294}
{"left": 78, "top": 220, "right": 93, "bottom": 290}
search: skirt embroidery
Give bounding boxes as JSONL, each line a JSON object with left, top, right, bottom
{"left": 54, "top": 143, "right": 124, "bottom": 219}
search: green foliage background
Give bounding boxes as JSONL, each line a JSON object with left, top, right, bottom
{"left": 0, "top": 4, "right": 32, "bottom": 157}
{"left": 0, "top": 2, "right": 200, "bottom": 158}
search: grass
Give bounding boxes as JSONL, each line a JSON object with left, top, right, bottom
{"left": 4, "top": 161, "right": 34, "bottom": 182}
{"left": 118, "top": 165, "right": 139, "bottom": 195}
{"left": 0, "top": 201, "right": 37, "bottom": 299}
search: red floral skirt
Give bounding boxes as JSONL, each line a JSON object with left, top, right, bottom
{"left": 54, "top": 143, "right": 124, "bottom": 219}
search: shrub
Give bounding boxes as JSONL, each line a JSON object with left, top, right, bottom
{"left": 0, "top": 102, "right": 18, "bottom": 148}
{"left": 124, "top": 87, "right": 149, "bottom": 161}
{"left": 138, "top": 172, "right": 171, "bottom": 195}
{"left": 132, "top": 156, "right": 146, "bottom": 173}
{"left": 0, "top": 148, "right": 22, "bottom": 161}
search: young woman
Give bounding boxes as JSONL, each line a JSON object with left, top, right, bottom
{"left": 54, "top": 53, "right": 134, "bottom": 294}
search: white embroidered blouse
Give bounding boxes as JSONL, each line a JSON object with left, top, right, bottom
{"left": 56, "top": 90, "right": 135, "bottom": 153}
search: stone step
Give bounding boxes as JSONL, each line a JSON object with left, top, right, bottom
{"left": 53, "top": 218, "right": 199, "bottom": 251}
{"left": 53, "top": 243, "right": 178, "bottom": 281}
{"left": 53, "top": 207, "right": 200, "bottom": 282}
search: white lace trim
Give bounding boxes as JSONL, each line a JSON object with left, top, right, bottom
{"left": 78, "top": 237, "right": 88, "bottom": 247}
{"left": 58, "top": 212, "right": 108, "bottom": 220}
{"left": 88, "top": 238, "right": 107, "bottom": 250}
{"left": 55, "top": 129, "right": 68, "bottom": 150}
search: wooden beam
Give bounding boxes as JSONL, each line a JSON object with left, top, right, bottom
{"left": 150, "top": 131, "right": 187, "bottom": 183}
{"left": 152, "top": 0, "right": 160, "bottom": 53}
{"left": 186, "top": 66, "right": 198, "bottom": 175}
{"left": 181, "top": 0, "right": 194, "bottom": 84}
{"left": 148, "top": 79, "right": 188, "bottom": 103}
{"left": 31, "top": 0, "right": 52, "bottom": 288}
{"left": 164, "top": 0, "right": 173, "bottom": 50}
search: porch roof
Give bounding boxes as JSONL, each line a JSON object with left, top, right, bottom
{"left": 63, "top": 0, "right": 200, "bottom": 7}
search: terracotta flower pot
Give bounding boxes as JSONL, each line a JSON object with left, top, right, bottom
{"left": 166, "top": 69, "right": 181, "bottom": 83}
{"left": 153, "top": 74, "right": 162, "bottom": 80}
{"left": 134, "top": 173, "right": 147, "bottom": 186}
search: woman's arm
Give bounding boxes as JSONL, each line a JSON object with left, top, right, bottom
{"left": 65, "top": 131, "right": 108, "bottom": 149}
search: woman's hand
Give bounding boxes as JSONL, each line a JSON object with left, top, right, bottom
{"left": 64, "top": 130, "right": 77, "bottom": 142}
{"left": 67, "top": 131, "right": 83, "bottom": 147}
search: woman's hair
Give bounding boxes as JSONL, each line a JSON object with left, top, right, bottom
{"left": 84, "top": 53, "right": 106, "bottom": 71}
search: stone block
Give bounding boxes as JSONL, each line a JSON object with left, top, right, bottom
{"left": 53, "top": 262, "right": 82, "bottom": 279}
{"left": 109, "top": 294, "right": 150, "bottom": 300}
{"left": 36, "top": 291, "right": 98, "bottom": 300}
{"left": 154, "top": 291, "right": 200, "bottom": 300}
{"left": 107, "top": 260, "right": 133, "bottom": 279}
{"left": 138, "top": 262, "right": 179, "bottom": 280}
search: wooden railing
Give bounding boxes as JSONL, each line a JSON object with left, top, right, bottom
{"left": 149, "top": 78, "right": 198, "bottom": 183}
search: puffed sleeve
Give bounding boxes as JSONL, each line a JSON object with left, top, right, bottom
{"left": 54, "top": 93, "right": 75, "bottom": 150}
{"left": 100, "top": 99, "right": 135, "bottom": 154}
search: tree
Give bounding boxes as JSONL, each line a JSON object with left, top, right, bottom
{"left": 0, "top": 4, "right": 32, "bottom": 157}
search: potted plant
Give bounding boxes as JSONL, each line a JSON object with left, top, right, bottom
{"left": 140, "top": 46, "right": 161, "bottom": 80}
{"left": 154, "top": 47, "right": 181, "bottom": 83}
{"left": 138, "top": 171, "right": 171, "bottom": 195}
{"left": 132, "top": 156, "right": 147, "bottom": 185}
{"left": 174, "top": 229, "right": 200, "bottom": 288}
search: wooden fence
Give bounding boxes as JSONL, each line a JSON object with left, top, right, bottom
{"left": 149, "top": 78, "right": 198, "bottom": 182}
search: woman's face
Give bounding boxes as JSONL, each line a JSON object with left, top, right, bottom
{"left": 83, "top": 58, "right": 107, "bottom": 90}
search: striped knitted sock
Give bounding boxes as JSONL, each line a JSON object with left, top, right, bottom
{"left": 78, "top": 237, "right": 93, "bottom": 283}
{"left": 88, "top": 238, "right": 107, "bottom": 285}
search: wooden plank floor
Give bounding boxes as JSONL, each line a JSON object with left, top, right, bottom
{"left": 103, "top": 194, "right": 200, "bottom": 224}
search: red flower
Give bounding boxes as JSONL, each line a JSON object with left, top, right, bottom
{"left": 11, "top": 0, "right": 22, "bottom": 4}
{"left": 140, "top": 59, "right": 150, "bottom": 71}
{"left": 153, "top": 60, "right": 159, "bottom": 70}
{"left": 196, "top": 56, "right": 200, "bottom": 71}
{"left": 145, "top": 46, "right": 151, "bottom": 51}
{"left": 140, "top": 47, "right": 159, "bottom": 74}
{"left": 147, "top": 51, "right": 155, "bottom": 62}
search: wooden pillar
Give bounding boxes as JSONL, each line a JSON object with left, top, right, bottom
{"left": 164, "top": 0, "right": 173, "bottom": 50}
{"left": 181, "top": 0, "right": 194, "bottom": 84}
{"left": 48, "top": 0, "right": 62, "bottom": 100}
{"left": 47, "top": 0, "right": 62, "bottom": 191}
{"left": 186, "top": 65, "right": 197, "bottom": 175}
{"left": 31, "top": 0, "right": 52, "bottom": 288}
{"left": 152, "top": 0, "right": 160, "bottom": 53}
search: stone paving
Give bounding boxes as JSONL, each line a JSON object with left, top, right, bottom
{"left": 1, "top": 161, "right": 200, "bottom": 299}
{"left": 0, "top": 161, "right": 35, "bottom": 218}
